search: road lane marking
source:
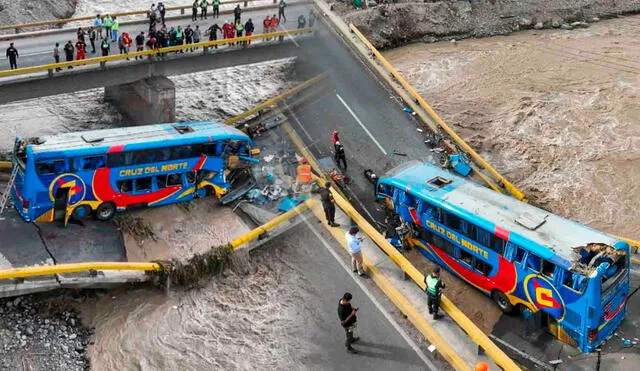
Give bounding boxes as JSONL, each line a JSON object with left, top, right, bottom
{"left": 283, "top": 101, "right": 314, "bottom": 142}
{"left": 335, "top": 93, "right": 387, "bottom": 155}
{"left": 302, "top": 216, "right": 436, "bottom": 369}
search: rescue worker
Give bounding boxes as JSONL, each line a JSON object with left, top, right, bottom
{"left": 53, "top": 43, "right": 62, "bottom": 71}
{"left": 295, "top": 158, "right": 312, "bottom": 191}
{"left": 337, "top": 292, "right": 360, "bottom": 354}
{"left": 331, "top": 130, "right": 340, "bottom": 145}
{"left": 270, "top": 15, "right": 281, "bottom": 42}
{"left": 192, "top": 0, "right": 198, "bottom": 22}
{"left": 200, "top": 0, "right": 208, "bottom": 20}
{"left": 88, "top": 26, "right": 97, "bottom": 53}
{"left": 93, "top": 14, "right": 103, "bottom": 39}
{"left": 75, "top": 39, "right": 86, "bottom": 60}
{"left": 278, "top": 0, "right": 287, "bottom": 22}
{"left": 334, "top": 141, "right": 347, "bottom": 170}
{"left": 111, "top": 16, "right": 119, "bottom": 43}
{"left": 425, "top": 266, "right": 446, "bottom": 319}
{"left": 122, "top": 32, "right": 132, "bottom": 57}
{"left": 235, "top": 19, "right": 244, "bottom": 39}
{"left": 175, "top": 26, "right": 184, "bottom": 52}
{"left": 319, "top": 181, "right": 339, "bottom": 227}
{"left": 100, "top": 37, "right": 110, "bottom": 57}
{"left": 158, "top": 2, "right": 166, "bottom": 25}
{"left": 244, "top": 18, "right": 254, "bottom": 45}
{"left": 297, "top": 14, "right": 306, "bottom": 29}
{"left": 233, "top": 4, "right": 242, "bottom": 23}
{"left": 135, "top": 32, "right": 145, "bottom": 59}
{"left": 185, "top": 25, "right": 194, "bottom": 51}
{"left": 6, "top": 42, "right": 18, "bottom": 70}
{"left": 63, "top": 40, "right": 74, "bottom": 68}
{"left": 103, "top": 15, "right": 113, "bottom": 42}
{"left": 207, "top": 23, "right": 221, "bottom": 48}
{"left": 263, "top": 16, "right": 271, "bottom": 40}
{"left": 77, "top": 27, "right": 86, "bottom": 43}
{"left": 212, "top": 0, "right": 220, "bottom": 18}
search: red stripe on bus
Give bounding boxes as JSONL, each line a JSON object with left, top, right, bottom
{"left": 494, "top": 226, "right": 510, "bottom": 241}
{"left": 192, "top": 155, "right": 206, "bottom": 171}
{"left": 409, "top": 208, "right": 422, "bottom": 227}
{"left": 107, "top": 144, "right": 125, "bottom": 153}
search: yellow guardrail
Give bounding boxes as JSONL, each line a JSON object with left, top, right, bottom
{"left": 0, "top": 0, "right": 273, "bottom": 32}
{"left": 224, "top": 74, "right": 325, "bottom": 125}
{"left": 230, "top": 199, "right": 314, "bottom": 248}
{"left": 347, "top": 24, "right": 527, "bottom": 202}
{"left": 0, "top": 28, "right": 314, "bottom": 79}
{"left": 309, "top": 202, "right": 471, "bottom": 370}
{"left": 0, "top": 161, "right": 10, "bottom": 169}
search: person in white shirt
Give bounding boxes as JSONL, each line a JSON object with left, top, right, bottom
{"left": 345, "top": 226, "right": 366, "bottom": 276}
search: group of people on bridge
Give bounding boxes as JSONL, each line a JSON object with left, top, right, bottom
{"left": 4, "top": 0, "right": 316, "bottom": 71}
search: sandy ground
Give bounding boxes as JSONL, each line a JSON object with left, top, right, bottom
{"left": 77, "top": 242, "right": 321, "bottom": 371}
{"left": 384, "top": 15, "right": 640, "bottom": 240}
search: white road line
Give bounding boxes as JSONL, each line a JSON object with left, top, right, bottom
{"left": 335, "top": 93, "right": 387, "bottom": 155}
{"left": 302, "top": 216, "right": 436, "bottom": 370}
{"left": 284, "top": 101, "right": 314, "bottom": 142}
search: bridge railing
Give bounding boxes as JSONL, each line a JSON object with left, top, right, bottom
{"left": 0, "top": 0, "right": 279, "bottom": 34}
{"left": 0, "top": 28, "right": 314, "bottom": 79}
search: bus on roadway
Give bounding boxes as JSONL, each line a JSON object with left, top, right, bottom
{"left": 376, "top": 161, "right": 629, "bottom": 353}
{"left": 11, "top": 121, "right": 257, "bottom": 225}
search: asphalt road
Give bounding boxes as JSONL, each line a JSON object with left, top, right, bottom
{"left": 0, "top": 3, "right": 312, "bottom": 71}
{"left": 256, "top": 221, "right": 435, "bottom": 370}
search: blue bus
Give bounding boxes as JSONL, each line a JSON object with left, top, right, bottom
{"left": 11, "top": 121, "right": 257, "bottom": 225}
{"left": 376, "top": 161, "right": 629, "bottom": 352}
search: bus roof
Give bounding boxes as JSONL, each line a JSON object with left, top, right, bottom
{"left": 27, "top": 121, "right": 251, "bottom": 154}
{"left": 381, "top": 161, "right": 619, "bottom": 264}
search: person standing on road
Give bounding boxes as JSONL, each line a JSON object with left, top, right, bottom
{"left": 192, "top": 0, "right": 198, "bottom": 21}
{"left": 334, "top": 141, "right": 347, "bottom": 170}
{"left": 308, "top": 9, "right": 316, "bottom": 27}
{"left": 158, "top": 2, "right": 166, "bottom": 25}
{"left": 100, "top": 37, "right": 110, "bottom": 57}
{"left": 200, "top": 0, "right": 208, "bottom": 20}
{"left": 319, "top": 181, "right": 340, "bottom": 227}
{"left": 193, "top": 25, "right": 202, "bottom": 49}
{"left": 111, "top": 16, "right": 119, "bottom": 43}
{"left": 262, "top": 15, "right": 271, "bottom": 40}
{"left": 75, "top": 39, "right": 86, "bottom": 61}
{"left": 103, "top": 15, "right": 113, "bottom": 42}
{"left": 270, "top": 14, "right": 280, "bottom": 41}
{"left": 297, "top": 14, "right": 306, "bottom": 29}
{"left": 337, "top": 292, "right": 360, "bottom": 354}
{"left": 77, "top": 27, "right": 86, "bottom": 44}
{"left": 212, "top": 0, "right": 220, "bottom": 18}
{"left": 135, "top": 32, "right": 145, "bottom": 59}
{"left": 175, "top": 26, "right": 184, "bottom": 52}
{"left": 233, "top": 5, "right": 242, "bottom": 24}
{"left": 93, "top": 14, "right": 103, "bottom": 39}
{"left": 244, "top": 18, "right": 254, "bottom": 45}
{"left": 63, "top": 40, "right": 74, "bottom": 68}
{"left": 207, "top": 23, "right": 221, "bottom": 48}
{"left": 53, "top": 43, "right": 62, "bottom": 71}
{"left": 6, "top": 43, "right": 18, "bottom": 70}
{"left": 235, "top": 19, "right": 244, "bottom": 40}
{"left": 346, "top": 226, "right": 366, "bottom": 276}
{"left": 88, "top": 26, "right": 97, "bottom": 53}
{"left": 331, "top": 130, "right": 340, "bottom": 145}
{"left": 185, "top": 25, "right": 194, "bottom": 51}
{"left": 278, "top": 0, "right": 287, "bottom": 22}
{"left": 425, "top": 266, "right": 445, "bottom": 320}
{"left": 122, "top": 31, "right": 132, "bottom": 59}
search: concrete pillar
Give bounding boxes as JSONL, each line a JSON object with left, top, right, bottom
{"left": 104, "top": 76, "right": 175, "bottom": 125}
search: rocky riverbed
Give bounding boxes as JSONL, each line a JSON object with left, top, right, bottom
{"left": 0, "top": 294, "right": 91, "bottom": 371}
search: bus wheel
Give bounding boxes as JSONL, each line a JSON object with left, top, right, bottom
{"left": 96, "top": 202, "right": 116, "bottom": 221}
{"left": 492, "top": 290, "right": 513, "bottom": 314}
{"left": 71, "top": 205, "right": 92, "bottom": 220}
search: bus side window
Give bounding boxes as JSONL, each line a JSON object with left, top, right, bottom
{"left": 417, "top": 225, "right": 434, "bottom": 244}
{"left": 79, "top": 156, "right": 106, "bottom": 170}
{"left": 435, "top": 208, "right": 445, "bottom": 224}
{"left": 476, "top": 228, "right": 491, "bottom": 247}
{"left": 135, "top": 177, "right": 152, "bottom": 192}
{"left": 562, "top": 270, "right": 586, "bottom": 293}
{"left": 157, "top": 175, "right": 168, "bottom": 189}
{"left": 35, "top": 159, "right": 66, "bottom": 175}
{"left": 107, "top": 153, "right": 126, "bottom": 168}
{"left": 186, "top": 171, "right": 196, "bottom": 185}
{"left": 526, "top": 254, "right": 542, "bottom": 272}
{"left": 460, "top": 249, "right": 473, "bottom": 266}
{"left": 203, "top": 143, "right": 219, "bottom": 156}
{"left": 474, "top": 259, "right": 492, "bottom": 276}
{"left": 400, "top": 192, "right": 415, "bottom": 208}
{"left": 488, "top": 235, "right": 506, "bottom": 255}
{"left": 167, "top": 174, "right": 182, "bottom": 186}
{"left": 461, "top": 221, "right": 476, "bottom": 240}
{"left": 117, "top": 180, "right": 133, "bottom": 193}
{"left": 445, "top": 212, "right": 462, "bottom": 232}
{"left": 540, "top": 260, "right": 556, "bottom": 278}
{"left": 514, "top": 247, "right": 526, "bottom": 264}
{"left": 443, "top": 240, "right": 456, "bottom": 257}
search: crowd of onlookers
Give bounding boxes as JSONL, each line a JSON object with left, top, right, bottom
{"left": 5, "top": 1, "right": 316, "bottom": 71}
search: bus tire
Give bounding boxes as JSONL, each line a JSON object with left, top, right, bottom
{"left": 71, "top": 205, "right": 92, "bottom": 220}
{"left": 95, "top": 202, "right": 116, "bottom": 221}
{"left": 491, "top": 290, "right": 513, "bottom": 314}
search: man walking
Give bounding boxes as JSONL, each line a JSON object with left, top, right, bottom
{"left": 346, "top": 226, "right": 366, "bottom": 276}
{"left": 319, "top": 181, "right": 339, "bottom": 227}
{"left": 337, "top": 292, "right": 360, "bottom": 354}
{"left": 278, "top": 0, "right": 287, "bottom": 22}
{"left": 334, "top": 141, "right": 347, "bottom": 170}
{"left": 63, "top": 40, "right": 74, "bottom": 68}
{"left": 212, "top": 0, "right": 220, "bottom": 18}
{"left": 5, "top": 43, "right": 18, "bottom": 70}
{"left": 425, "top": 266, "right": 445, "bottom": 320}
{"left": 53, "top": 43, "right": 62, "bottom": 71}
{"left": 233, "top": 4, "right": 242, "bottom": 24}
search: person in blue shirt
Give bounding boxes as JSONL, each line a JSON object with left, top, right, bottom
{"left": 346, "top": 226, "right": 366, "bottom": 276}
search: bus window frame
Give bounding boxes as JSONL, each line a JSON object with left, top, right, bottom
{"left": 560, "top": 269, "right": 587, "bottom": 294}
{"left": 116, "top": 179, "right": 133, "bottom": 194}
{"left": 525, "top": 253, "right": 542, "bottom": 273}
{"left": 35, "top": 158, "right": 67, "bottom": 176}
{"left": 459, "top": 248, "right": 473, "bottom": 267}
{"left": 133, "top": 177, "right": 153, "bottom": 193}
{"left": 473, "top": 258, "right": 493, "bottom": 276}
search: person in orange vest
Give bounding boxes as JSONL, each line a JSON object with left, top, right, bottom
{"left": 270, "top": 14, "right": 281, "bottom": 41}
{"left": 475, "top": 362, "right": 490, "bottom": 371}
{"left": 296, "top": 157, "right": 312, "bottom": 190}
{"left": 263, "top": 15, "right": 271, "bottom": 40}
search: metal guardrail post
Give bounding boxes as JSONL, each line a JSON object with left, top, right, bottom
{"left": 100, "top": 61, "right": 106, "bottom": 69}
{"left": 47, "top": 69, "right": 53, "bottom": 78}
{"left": 203, "top": 46, "right": 209, "bottom": 54}
{"left": 181, "top": 8, "right": 185, "bottom": 14}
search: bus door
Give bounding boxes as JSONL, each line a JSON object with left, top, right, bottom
{"left": 52, "top": 186, "right": 69, "bottom": 224}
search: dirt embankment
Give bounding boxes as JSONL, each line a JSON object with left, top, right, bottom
{"left": 0, "top": 0, "right": 77, "bottom": 33}
{"left": 341, "top": 0, "right": 640, "bottom": 48}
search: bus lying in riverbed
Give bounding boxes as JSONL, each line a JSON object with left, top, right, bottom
{"left": 376, "top": 161, "right": 629, "bottom": 353}
{"left": 10, "top": 121, "right": 257, "bottom": 225}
